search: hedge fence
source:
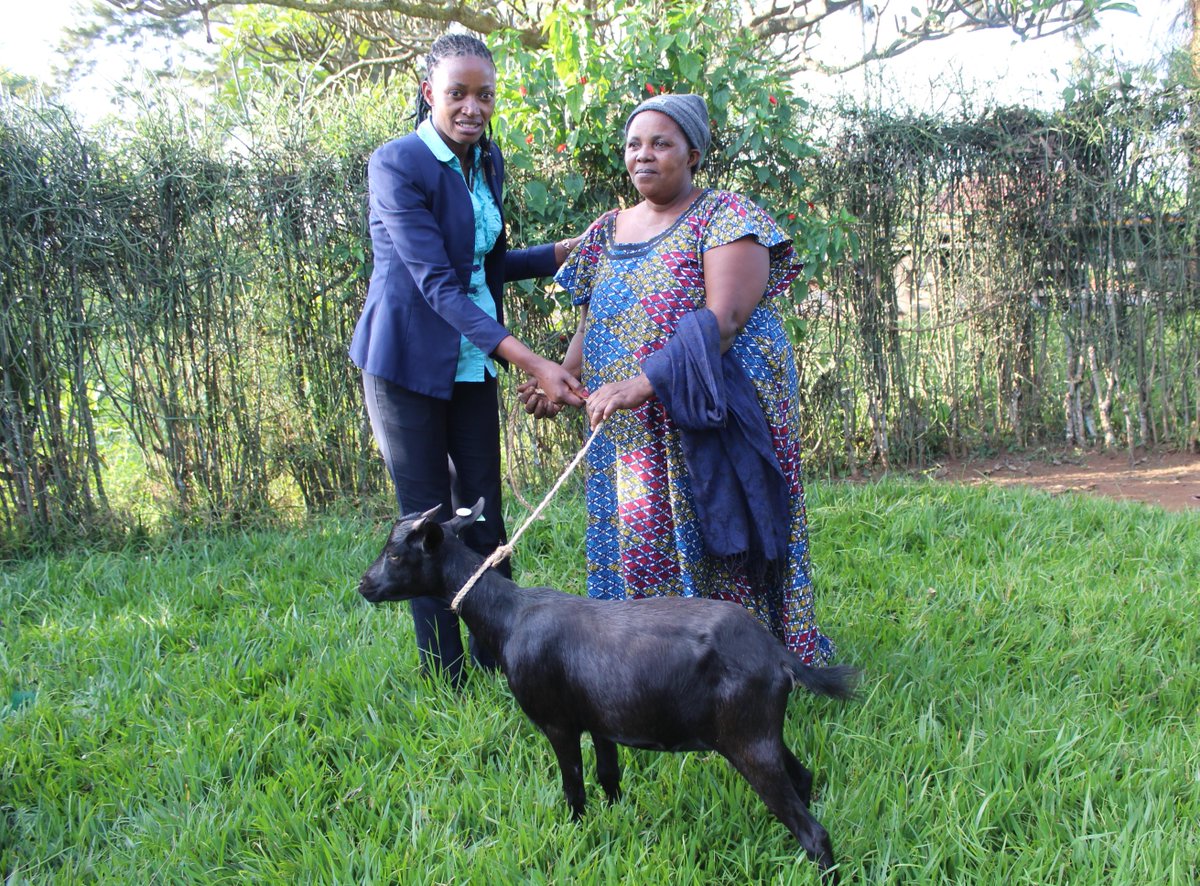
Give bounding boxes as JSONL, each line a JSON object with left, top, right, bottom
{"left": 811, "top": 95, "right": 1198, "bottom": 469}
{"left": 1, "top": 84, "right": 1197, "bottom": 551}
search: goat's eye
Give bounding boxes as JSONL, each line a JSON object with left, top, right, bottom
{"left": 387, "top": 554, "right": 401, "bottom": 563}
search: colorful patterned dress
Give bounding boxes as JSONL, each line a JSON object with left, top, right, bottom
{"left": 555, "top": 189, "right": 834, "bottom": 664}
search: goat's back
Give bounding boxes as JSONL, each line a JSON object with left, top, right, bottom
{"left": 469, "top": 589, "right": 806, "bottom": 752}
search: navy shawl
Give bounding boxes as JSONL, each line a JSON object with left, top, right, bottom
{"left": 642, "top": 308, "right": 790, "bottom": 567}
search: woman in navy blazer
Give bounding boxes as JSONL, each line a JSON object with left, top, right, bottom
{"left": 350, "top": 34, "right": 586, "bottom": 686}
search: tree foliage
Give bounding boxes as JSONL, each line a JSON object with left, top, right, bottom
{"left": 99, "top": 0, "right": 1137, "bottom": 85}
{"left": 55, "top": 1, "right": 210, "bottom": 89}
{"left": 488, "top": 4, "right": 853, "bottom": 295}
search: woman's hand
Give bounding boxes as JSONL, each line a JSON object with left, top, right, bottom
{"left": 554, "top": 235, "right": 582, "bottom": 266}
{"left": 527, "top": 359, "right": 588, "bottom": 409}
{"left": 494, "top": 338, "right": 587, "bottom": 409}
{"left": 516, "top": 309, "right": 591, "bottom": 419}
{"left": 585, "top": 374, "right": 654, "bottom": 429}
{"left": 516, "top": 378, "right": 563, "bottom": 419}
{"left": 554, "top": 211, "right": 613, "bottom": 266}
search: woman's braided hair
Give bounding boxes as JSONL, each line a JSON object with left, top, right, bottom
{"left": 414, "top": 33, "right": 496, "bottom": 155}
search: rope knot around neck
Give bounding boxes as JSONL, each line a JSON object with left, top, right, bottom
{"left": 450, "top": 420, "right": 604, "bottom": 612}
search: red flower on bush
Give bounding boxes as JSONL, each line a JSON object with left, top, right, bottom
{"left": 646, "top": 83, "right": 656, "bottom": 95}
{"left": 525, "top": 134, "right": 535, "bottom": 145}
{"left": 768, "top": 95, "right": 778, "bottom": 106}
{"left": 556, "top": 143, "right": 567, "bottom": 153}
{"left": 807, "top": 201, "right": 815, "bottom": 210}
{"left": 518, "top": 86, "right": 528, "bottom": 97}
{"left": 580, "top": 76, "right": 588, "bottom": 85}
{"left": 788, "top": 213, "right": 796, "bottom": 221}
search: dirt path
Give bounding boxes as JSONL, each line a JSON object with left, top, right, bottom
{"left": 924, "top": 448, "right": 1200, "bottom": 512}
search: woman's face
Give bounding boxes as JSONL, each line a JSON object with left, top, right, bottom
{"left": 422, "top": 54, "right": 496, "bottom": 160}
{"left": 624, "top": 110, "right": 700, "bottom": 203}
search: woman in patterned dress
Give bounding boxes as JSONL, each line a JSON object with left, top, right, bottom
{"left": 520, "top": 94, "right": 834, "bottom": 664}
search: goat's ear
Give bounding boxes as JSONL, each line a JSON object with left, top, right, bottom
{"left": 446, "top": 497, "right": 486, "bottom": 536}
{"left": 408, "top": 516, "right": 445, "bottom": 552}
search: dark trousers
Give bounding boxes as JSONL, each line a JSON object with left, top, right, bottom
{"left": 362, "top": 371, "right": 506, "bottom": 685}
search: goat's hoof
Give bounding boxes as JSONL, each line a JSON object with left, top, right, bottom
{"left": 816, "top": 850, "right": 839, "bottom": 884}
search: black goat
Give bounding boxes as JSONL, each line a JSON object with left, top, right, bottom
{"left": 358, "top": 499, "right": 858, "bottom": 880}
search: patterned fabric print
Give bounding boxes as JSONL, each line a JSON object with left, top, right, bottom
{"left": 556, "top": 190, "right": 833, "bottom": 664}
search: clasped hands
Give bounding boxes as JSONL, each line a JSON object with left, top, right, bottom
{"left": 518, "top": 368, "right": 654, "bottom": 429}
{"left": 515, "top": 375, "right": 573, "bottom": 420}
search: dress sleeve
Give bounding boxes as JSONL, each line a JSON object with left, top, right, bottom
{"left": 699, "top": 191, "right": 804, "bottom": 301}
{"left": 555, "top": 210, "right": 616, "bottom": 307}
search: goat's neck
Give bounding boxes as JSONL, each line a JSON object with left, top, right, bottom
{"left": 439, "top": 538, "right": 525, "bottom": 649}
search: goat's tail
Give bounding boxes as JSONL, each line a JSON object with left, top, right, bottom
{"left": 786, "top": 660, "right": 860, "bottom": 701}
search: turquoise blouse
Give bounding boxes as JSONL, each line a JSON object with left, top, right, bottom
{"left": 417, "top": 119, "right": 504, "bottom": 381}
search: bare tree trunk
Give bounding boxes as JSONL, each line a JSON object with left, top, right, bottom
{"left": 1087, "top": 343, "right": 1118, "bottom": 448}
{"left": 1063, "top": 329, "right": 1085, "bottom": 445}
{"left": 1189, "top": 0, "right": 1200, "bottom": 454}
{"left": 1193, "top": 0, "right": 1200, "bottom": 85}
{"left": 1189, "top": 0, "right": 1200, "bottom": 308}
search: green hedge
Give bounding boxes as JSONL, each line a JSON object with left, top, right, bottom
{"left": 1, "top": 73, "right": 1196, "bottom": 552}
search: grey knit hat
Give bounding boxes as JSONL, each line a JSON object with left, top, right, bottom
{"left": 624, "top": 93, "right": 711, "bottom": 170}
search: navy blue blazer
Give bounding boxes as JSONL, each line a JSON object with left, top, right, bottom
{"left": 350, "top": 131, "right": 558, "bottom": 398}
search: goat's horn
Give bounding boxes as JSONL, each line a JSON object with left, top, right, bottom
{"left": 447, "top": 498, "right": 486, "bottom": 534}
{"left": 411, "top": 504, "right": 442, "bottom": 530}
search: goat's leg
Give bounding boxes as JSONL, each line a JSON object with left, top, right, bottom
{"left": 542, "top": 726, "right": 587, "bottom": 820}
{"left": 783, "top": 747, "right": 815, "bottom": 806}
{"left": 592, "top": 736, "right": 622, "bottom": 805}
{"left": 722, "top": 744, "right": 837, "bottom": 881}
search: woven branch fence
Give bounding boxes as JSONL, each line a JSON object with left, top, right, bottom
{"left": 2, "top": 87, "right": 1196, "bottom": 551}
{"left": 806, "top": 97, "right": 1198, "bottom": 471}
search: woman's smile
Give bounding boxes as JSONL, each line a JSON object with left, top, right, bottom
{"left": 455, "top": 117, "right": 483, "bottom": 136}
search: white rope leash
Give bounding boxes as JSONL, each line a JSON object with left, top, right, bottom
{"left": 450, "top": 420, "right": 605, "bottom": 612}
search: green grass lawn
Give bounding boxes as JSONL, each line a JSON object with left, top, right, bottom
{"left": 2, "top": 479, "right": 1197, "bottom": 884}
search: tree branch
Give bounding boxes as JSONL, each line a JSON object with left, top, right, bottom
{"left": 104, "top": 0, "right": 548, "bottom": 46}
{"left": 754, "top": 0, "right": 1105, "bottom": 74}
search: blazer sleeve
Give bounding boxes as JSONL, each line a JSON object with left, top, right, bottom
{"left": 504, "top": 243, "right": 559, "bottom": 282}
{"left": 369, "top": 141, "right": 510, "bottom": 357}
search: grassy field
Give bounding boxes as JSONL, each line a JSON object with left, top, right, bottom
{"left": 2, "top": 479, "right": 1197, "bottom": 884}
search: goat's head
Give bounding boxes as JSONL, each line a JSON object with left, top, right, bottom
{"left": 357, "top": 498, "right": 485, "bottom": 604}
